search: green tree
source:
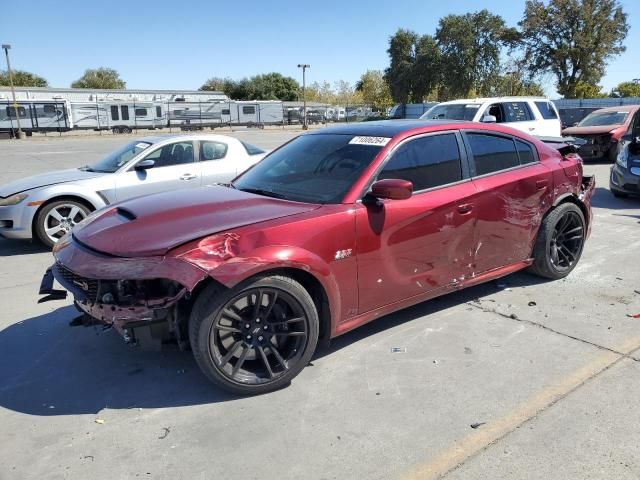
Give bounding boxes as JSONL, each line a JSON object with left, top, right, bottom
{"left": 305, "top": 81, "right": 336, "bottom": 103}
{"left": 412, "top": 35, "right": 442, "bottom": 102}
{"left": 574, "top": 81, "right": 607, "bottom": 98}
{"left": 200, "top": 77, "right": 235, "bottom": 93}
{"left": 246, "top": 73, "right": 299, "bottom": 101}
{"left": 333, "top": 80, "right": 363, "bottom": 105}
{"left": 518, "top": 0, "right": 628, "bottom": 98}
{"left": 0, "top": 69, "right": 48, "bottom": 87}
{"left": 356, "top": 70, "right": 393, "bottom": 111}
{"left": 436, "top": 10, "right": 510, "bottom": 99}
{"left": 611, "top": 81, "right": 640, "bottom": 98}
{"left": 71, "top": 67, "right": 126, "bottom": 89}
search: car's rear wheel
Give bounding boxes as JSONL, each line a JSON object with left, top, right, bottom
{"left": 34, "top": 200, "right": 90, "bottom": 248}
{"left": 189, "top": 275, "right": 319, "bottom": 395}
{"left": 529, "top": 203, "right": 586, "bottom": 279}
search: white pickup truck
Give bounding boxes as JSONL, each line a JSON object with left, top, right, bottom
{"left": 420, "top": 96, "right": 562, "bottom": 137}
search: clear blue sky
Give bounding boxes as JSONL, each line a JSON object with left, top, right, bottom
{"left": 2, "top": 0, "right": 638, "bottom": 98}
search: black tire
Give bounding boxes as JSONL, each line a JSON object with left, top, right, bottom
{"left": 34, "top": 199, "right": 91, "bottom": 249}
{"left": 529, "top": 203, "right": 586, "bottom": 280}
{"left": 189, "top": 275, "right": 319, "bottom": 395}
{"left": 112, "top": 126, "right": 121, "bottom": 134}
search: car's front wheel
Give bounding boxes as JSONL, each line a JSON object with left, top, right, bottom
{"left": 34, "top": 200, "right": 90, "bottom": 248}
{"left": 189, "top": 275, "right": 319, "bottom": 395}
{"left": 529, "top": 203, "right": 586, "bottom": 279}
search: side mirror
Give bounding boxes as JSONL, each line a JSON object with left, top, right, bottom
{"left": 134, "top": 159, "right": 155, "bottom": 171}
{"left": 369, "top": 179, "right": 413, "bottom": 201}
{"left": 481, "top": 115, "right": 497, "bottom": 123}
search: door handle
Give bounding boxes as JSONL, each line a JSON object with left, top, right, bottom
{"left": 180, "top": 173, "right": 197, "bottom": 181}
{"left": 528, "top": 127, "right": 536, "bottom": 131}
{"left": 536, "top": 179, "right": 548, "bottom": 190}
{"left": 457, "top": 203, "right": 473, "bottom": 214}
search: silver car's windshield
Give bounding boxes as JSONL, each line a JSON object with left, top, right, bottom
{"left": 87, "top": 141, "right": 153, "bottom": 173}
{"left": 422, "top": 104, "right": 480, "bottom": 121}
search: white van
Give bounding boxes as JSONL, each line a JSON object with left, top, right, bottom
{"left": 420, "top": 97, "right": 561, "bottom": 137}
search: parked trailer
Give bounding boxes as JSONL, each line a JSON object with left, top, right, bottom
{"left": 0, "top": 99, "right": 71, "bottom": 136}
{"left": 170, "top": 101, "right": 284, "bottom": 130}
{"left": 74, "top": 101, "right": 166, "bottom": 133}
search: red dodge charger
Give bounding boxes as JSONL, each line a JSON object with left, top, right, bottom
{"left": 40, "top": 120, "right": 595, "bottom": 394}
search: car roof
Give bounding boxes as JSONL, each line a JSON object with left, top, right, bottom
{"left": 135, "top": 133, "right": 240, "bottom": 144}
{"left": 589, "top": 105, "right": 640, "bottom": 113}
{"left": 306, "top": 119, "right": 469, "bottom": 138}
{"left": 435, "top": 96, "right": 548, "bottom": 106}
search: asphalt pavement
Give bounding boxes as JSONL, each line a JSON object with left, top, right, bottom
{"left": 0, "top": 130, "right": 639, "bottom": 480}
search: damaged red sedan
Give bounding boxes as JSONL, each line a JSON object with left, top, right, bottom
{"left": 39, "top": 120, "right": 595, "bottom": 394}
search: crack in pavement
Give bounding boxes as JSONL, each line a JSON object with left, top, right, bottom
{"left": 466, "top": 299, "right": 640, "bottom": 362}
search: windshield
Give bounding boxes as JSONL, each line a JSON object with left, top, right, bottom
{"left": 577, "top": 111, "right": 629, "bottom": 127}
{"left": 421, "top": 103, "right": 480, "bottom": 121}
{"left": 87, "top": 141, "right": 152, "bottom": 173}
{"left": 233, "top": 134, "right": 384, "bottom": 204}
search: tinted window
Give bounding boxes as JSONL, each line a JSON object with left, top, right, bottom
{"left": 233, "top": 134, "right": 382, "bottom": 204}
{"left": 468, "top": 134, "right": 519, "bottom": 175}
{"left": 89, "top": 141, "right": 152, "bottom": 173}
{"left": 200, "top": 141, "right": 228, "bottom": 161}
{"left": 422, "top": 103, "right": 480, "bottom": 121}
{"left": 43, "top": 104, "right": 56, "bottom": 115}
{"left": 110, "top": 105, "right": 119, "bottom": 121}
{"left": 222, "top": 108, "right": 230, "bottom": 115}
{"left": 155, "top": 106, "right": 162, "bottom": 118}
{"left": 535, "top": 101, "right": 558, "bottom": 120}
{"left": 379, "top": 134, "right": 462, "bottom": 191}
{"left": 515, "top": 139, "right": 536, "bottom": 165}
{"left": 121, "top": 105, "right": 129, "bottom": 120}
{"left": 242, "top": 106, "right": 256, "bottom": 115}
{"left": 578, "top": 111, "right": 628, "bottom": 127}
{"left": 6, "top": 106, "right": 26, "bottom": 118}
{"left": 135, "top": 108, "right": 147, "bottom": 117}
{"left": 142, "top": 141, "right": 194, "bottom": 167}
{"left": 503, "top": 102, "right": 532, "bottom": 122}
{"left": 241, "top": 141, "right": 265, "bottom": 155}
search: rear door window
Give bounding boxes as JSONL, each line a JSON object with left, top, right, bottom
{"left": 467, "top": 133, "right": 520, "bottom": 175}
{"left": 379, "top": 133, "right": 463, "bottom": 191}
{"left": 535, "top": 101, "right": 558, "bottom": 120}
{"left": 515, "top": 139, "right": 537, "bottom": 165}
{"left": 200, "top": 141, "right": 228, "bottom": 161}
{"left": 502, "top": 102, "right": 533, "bottom": 122}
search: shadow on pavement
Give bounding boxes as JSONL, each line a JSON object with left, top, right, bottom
{"left": 0, "top": 238, "right": 50, "bottom": 257}
{"left": 590, "top": 186, "right": 640, "bottom": 210}
{"left": 0, "top": 271, "right": 547, "bottom": 416}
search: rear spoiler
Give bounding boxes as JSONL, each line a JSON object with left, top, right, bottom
{"left": 536, "top": 136, "right": 587, "bottom": 157}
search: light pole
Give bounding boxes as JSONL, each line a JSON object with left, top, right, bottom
{"left": 297, "top": 64, "right": 310, "bottom": 130}
{"left": 2, "top": 44, "right": 23, "bottom": 139}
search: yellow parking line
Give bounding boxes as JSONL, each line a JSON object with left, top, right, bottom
{"left": 403, "top": 335, "right": 640, "bottom": 480}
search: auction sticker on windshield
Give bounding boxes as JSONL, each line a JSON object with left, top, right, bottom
{"left": 349, "top": 136, "right": 391, "bottom": 146}
{"left": 135, "top": 142, "right": 151, "bottom": 149}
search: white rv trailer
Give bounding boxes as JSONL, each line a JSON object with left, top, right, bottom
{"left": 71, "top": 101, "right": 166, "bottom": 133}
{"left": 0, "top": 99, "right": 72, "bottom": 135}
{"left": 169, "top": 100, "right": 284, "bottom": 130}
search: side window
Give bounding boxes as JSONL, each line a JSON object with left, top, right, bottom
{"left": 515, "top": 139, "right": 536, "bottom": 165}
{"left": 468, "top": 134, "right": 520, "bottom": 175}
{"left": 242, "top": 105, "right": 256, "bottom": 115}
{"left": 155, "top": 106, "right": 162, "bottom": 118}
{"left": 222, "top": 108, "right": 230, "bottom": 115}
{"left": 135, "top": 108, "right": 147, "bottom": 117}
{"left": 200, "top": 141, "right": 228, "bottom": 161}
{"left": 503, "top": 102, "right": 533, "bottom": 122}
{"left": 6, "top": 106, "right": 26, "bottom": 118}
{"left": 378, "top": 133, "right": 462, "bottom": 191}
{"left": 535, "top": 101, "right": 558, "bottom": 120}
{"left": 485, "top": 104, "right": 505, "bottom": 123}
{"left": 121, "top": 105, "right": 129, "bottom": 121}
{"left": 43, "top": 104, "right": 56, "bottom": 116}
{"left": 141, "top": 141, "right": 194, "bottom": 168}
{"left": 110, "top": 105, "right": 119, "bottom": 121}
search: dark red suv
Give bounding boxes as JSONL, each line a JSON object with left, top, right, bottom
{"left": 40, "top": 120, "right": 595, "bottom": 394}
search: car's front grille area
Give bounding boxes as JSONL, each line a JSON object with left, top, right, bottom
{"left": 54, "top": 263, "right": 99, "bottom": 302}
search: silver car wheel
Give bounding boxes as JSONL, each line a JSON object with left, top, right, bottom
{"left": 43, "top": 203, "right": 87, "bottom": 243}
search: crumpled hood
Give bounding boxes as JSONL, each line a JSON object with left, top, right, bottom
{"left": 73, "top": 186, "right": 320, "bottom": 257}
{"left": 0, "top": 168, "right": 105, "bottom": 198}
{"left": 562, "top": 125, "right": 622, "bottom": 136}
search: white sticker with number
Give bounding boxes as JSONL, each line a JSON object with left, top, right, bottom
{"left": 136, "top": 142, "right": 150, "bottom": 149}
{"left": 349, "top": 136, "right": 391, "bottom": 147}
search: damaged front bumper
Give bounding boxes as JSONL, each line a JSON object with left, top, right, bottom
{"left": 38, "top": 236, "right": 208, "bottom": 341}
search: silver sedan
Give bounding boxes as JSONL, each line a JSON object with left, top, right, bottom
{"left": 0, "top": 133, "right": 267, "bottom": 247}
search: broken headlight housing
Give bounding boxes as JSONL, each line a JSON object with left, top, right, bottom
{"left": 617, "top": 145, "right": 628, "bottom": 168}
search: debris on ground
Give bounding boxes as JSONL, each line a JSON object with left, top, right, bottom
{"left": 509, "top": 313, "right": 518, "bottom": 319}
{"left": 432, "top": 360, "right": 439, "bottom": 365}
{"left": 634, "top": 290, "right": 640, "bottom": 295}
{"left": 528, "top": 301, "right": 537, "bottom": 307}
{"left": 391, "top": 347, "right": 407, "bottom": 353}
{"left": 464, "top": 347, "right": 473, "bottom": 354}
{"left": 94, "top": 419, "right": 105, "bottom": 425}
{"left": 158, "top": 427, "right": 170, "bottom": 440}
{"left": 470, "top": 422, "right": 486, "bottom": 429}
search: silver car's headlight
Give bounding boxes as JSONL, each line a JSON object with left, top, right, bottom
{"left": 616, "top": 146, "right": 628, "bottom": 168}
{"left": 0, "top": 193, "right": 28, "bottom": 206}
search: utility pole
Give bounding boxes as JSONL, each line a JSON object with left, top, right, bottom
{"left": 2, "top": 44, "right": 23, "bottom": 139}
{"left": 297, "top": 64, "right": 310, "bottom": 130}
